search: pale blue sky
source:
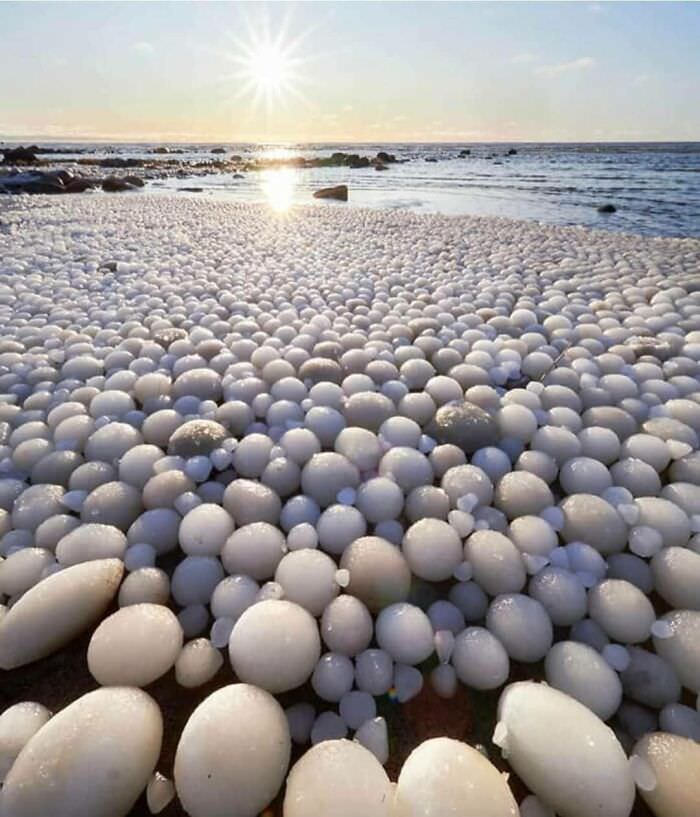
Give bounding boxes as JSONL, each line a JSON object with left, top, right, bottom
{"left": 1, "top": 1, "right": 699, "bottom": 142}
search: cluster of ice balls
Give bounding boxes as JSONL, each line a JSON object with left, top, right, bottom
{"left": 1, "top": 195, "right": 700, "bottom": 816}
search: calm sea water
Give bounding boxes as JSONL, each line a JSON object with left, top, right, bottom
{"left": 11, "top": 142, "right": 700, "bottom": 238}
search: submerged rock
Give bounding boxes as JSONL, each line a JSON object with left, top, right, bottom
{"left": 597, "top": 204, "right": 617, "bottom": 213}
{"left": 313, "top": 185, "right": 348, "bottom": 202}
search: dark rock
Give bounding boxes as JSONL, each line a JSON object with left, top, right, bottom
{"left": 168, "top": 419, "right": 228, "bottom": 457}
{"left": 101, "top": 176, "right": 139, "bottom": 192}
{"left": 375, "top": 163, "right": 388, "bottom": 171}
{"left": 348, "top": 156, "right": 370, "bottom": 169}
{"left": 64, "top": 178, "right": 96, "bottom": 194}
{"left": 99, "top": 158, "right": 144, "bottom": 169}
{"left": 1, "top": 146, "right": 38, "bottom": 164}
{"left": 458, "top": 149, "right": 471, "bottom": 157}
{"left": 124, "top": 175, "right": 145, "bottom": 187}
{"left": 153, "top": 147, "right": 170, "bottom": 154}
{"left": 232, "top": 173, "right": 244, "bottom": 179}
{"left": 428, "top": 402, "right": 500, "bottom": 453}
{"left": 376, "top": 151, "right": 397, "bottom": 164}
{"left": 597, "top": 204, "right": 616, "bottom": 213}
{"left": 507, "top": 148, "right": 518, "bottom": 155}
{"left": 99, "top": 261, "right": 119, "bottom": 272}
{"left": 0, "top": 171, "right": 64, "bottom": 194}
{"left": 313, "top": 185, "right": 348, "bottom": 202}
{"left": 424, "top": 157, "right": 438, "bottom": 163}
{"left": 211, "top": 148, "right": 226, "bottom": 154}
{"left": 179, "top": 187, "right": 204, "bottom": 192}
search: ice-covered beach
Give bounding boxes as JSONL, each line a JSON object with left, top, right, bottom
{"left": 2, "top": 194, "right": 700, "bottom": 817}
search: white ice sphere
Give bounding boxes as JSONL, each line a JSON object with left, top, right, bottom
{"left": 430, "top": 663, "right": 458, "bottom": 699}
{"left": 401, "top": 518, "right": 463, "bottom": 582}
{"left": 335, "top": 426, "right": 383, "bottom": 471}
{"left": 286, "top": 702, "right": 316, "bottom": 745}
{"left": 0, "top": 558, "right": 123, "bottom": 669}
{"left": 620, "top": 646, "right": 681, "bottom": 709}
{"left": 651, "top": 546, "right": 700, "bottom": 609}
{"left": 283, "top": 739, "right": 393, "bottom": 817}
{"left": 508, "top": 515, "right": 558, "bottom": 556}
{"left": 428, "top": 601, "right": 465, "bottom": 635}
{"left": 56, "top": 522, "right": 127, "bottom": 566}
{"left": 310, "top": 711, "right": 347, "bottom": 744}
{"left": 634, "top": 496, "right": 691, "bottom": 548}
{"left": 88, "top": 603, "right": 183, "bottom": 687}
{"left": 175, "top": 638, "right": 224, "bottom": 688}
{"left": 287, "top": 522, "right": 319, "bottom": 550}
{"left": 560, "top": 493, "right": 627, "bottom": 555}
{"left": 520, "top": 795, "right": 556, "bottom": 817}
{"left": 210, "top": 574, "right": 259, "bottom": 620}
{"left": 448, "top": 580, "right": 488, "bottom": 622}
{"left": 544, "top": 641, "right": 623, "bottom": 721}
{"left": 221, "top": 521, "right": 285, "bottom": 580}
{"left": 301, "top": 452, "right": 360, "bottom": 508}
{"left": 1, "top": 687, "right": 162, "bottom": 817}
{"left": 339, "top": 536, "right": 411, "bottom": 612}
{"left": 441, "top": 464, "right": 494, "bottom": 509}
{"left": 354, "top": 717, "right": 389, "bottom": 764}
{"left": 321, "top": 595, "right": 373, "bottom": 656}
{"left": 339, "top": 690, "right": 376, "bottom": 730}
{"left": 495, "top": 471, "right": 554, "bottom": 519}
{"left": 632, "top": 732, "right": 700, "bottom": 817}
{"left": 659, "top": 703, "right": 700, "bottom": 742}
{"left": 0, "top": 701, "right": 52, "bottom": 781}
{"left": 355, "top": 649, "right": 394, "bottom": 696}
{"left": 316, "top": 504, "right": 367, "bottom": 555}
{"left": 466, "top": 530, "right": 526, "bottom": 596}
{"left": 486, "top": 594, "right": 553, "bottom": 663}
{"left": 118, "top": 567, "right": 170, "bottom": 607}
{"left": 394, "top": 737, "right": 518, "bottom": 817}
{"left": 652, "top": 610, "right": 700, "bottom": 692}
{"left": 527, "top": 566, "right": 586, "bottom": 627}
{"left": 147, "top": 772, "right": 175, "bottom": 815}
{"left": 179, "top": 504, "right": 235, "bottom": 556}
{"left": 229, "top": 599, "right": 321, "bottom": 693}
{"left": 175, "top": 684, "right": 290, "bottom": 817}
{"left": 588, "top": 579, "right": 656, "bottom": 644}
{"left": 123, "top": 543, "right": 156, "bottom": 571}
{"left": 118, "top": 445, "right": 164, "bottom": 490}
{"left": 559, "top": 456, "right": 613, "bottom": 495}
{"left": 375, "top": 603, "right": 434, "bottom": 665}
{"left": 628, "top": 524, "right": 663, "bottom": 557}
{"left": 452, "top": 626, "right": 510, "bottom": 690}
{"left": 223, "top": 478, "right": 281, "bottom": 526}
{"left": 496, "top": 682, "right": 635, "bottom": 817}
{"left": 275, "top": 549, "right": 339, "bottom": 616}
{"left": 355, "top": 477, "right": 404, "bottom": 523}
{"left": 0, "top": 547, "right": 55, "bottom": 596}
{"left": 171, "top": 556, "right": 224, "bottom": 606}
{"left": 311, "top": 652, "right": 355, "bottom": 702}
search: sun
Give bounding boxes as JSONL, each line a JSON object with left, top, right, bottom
{"left": 244, "top": 44, "right": 291, "bottom": 95}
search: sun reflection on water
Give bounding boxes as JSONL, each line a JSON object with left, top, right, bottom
{"left": 261, "top": 167, "right": 297, "bottom": 212}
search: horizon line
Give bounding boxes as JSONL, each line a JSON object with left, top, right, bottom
{"left": 2, "top": 138, "right": 699, "bottom": 146}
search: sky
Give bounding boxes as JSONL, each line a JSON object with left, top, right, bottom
{"left": 1, "top": 1, "right": 699, "bottom": 143}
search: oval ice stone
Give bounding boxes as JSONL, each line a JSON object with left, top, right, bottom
{"left": 1, "top": 687, "right": 162, "bottom": 817}
{"left": 88, "top": 603, "right": 183, "bottom": 687}
{"left": 0, "top": 558, "right": 123, "bottom": 669}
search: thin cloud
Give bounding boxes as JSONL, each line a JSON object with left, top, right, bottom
{"left": 535, "top": 57, "right": 596, "bottom": 76}
{"left": 511, "top": 53, "right": 538, "bottom": 64}
{"left": 133, "top": 41, "right": 155, "bottom": 55}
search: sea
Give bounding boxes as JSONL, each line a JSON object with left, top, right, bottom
{"left": 6, "top": 142, "right": 700, "bottom": 238}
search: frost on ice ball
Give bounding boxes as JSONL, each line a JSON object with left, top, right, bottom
{"left": 496, "top": 682, "right": 634, "bottom": 817}
{"left": 394, "top": 738, "right": 518, "bottom": 817}
{"left": 0, "top": 558, "right": 123, "bottom": 670}
{"left": 229, "top": 600, "right": 321, "bottom": 693}
{"left": 632, "top": 732, "right": 700, "bottom": 817}
{"left": 175, "top": 684, "right": 290, "bottom": 817}
{"left": 1, "top": 687, "right": 162, "bottom": 817}
{"left": 87, "top": 603, "right": 183, "bottom": 687}
{"left": 283, "top": 739, "right": 393, "bottom": 817}
{"left": 0, "top": 701, "right": 52, "bottom": 781}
